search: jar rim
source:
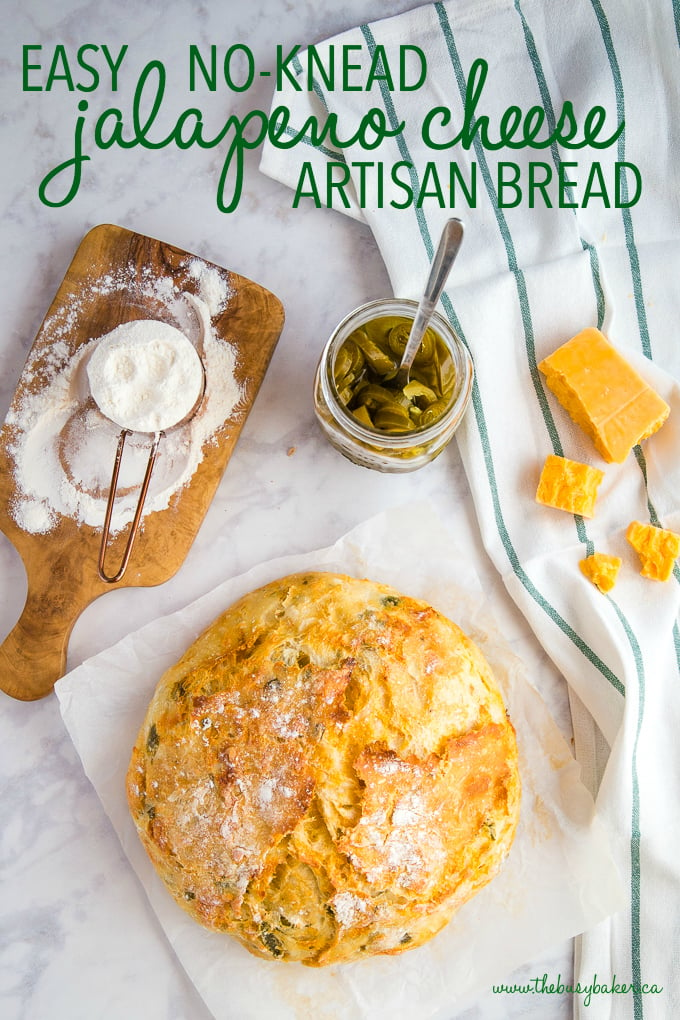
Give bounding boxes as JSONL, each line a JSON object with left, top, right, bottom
{"left": 320, "top": 298, "right": 474, "bottom": 447}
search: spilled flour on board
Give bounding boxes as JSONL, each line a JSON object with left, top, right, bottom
{"left": 4, "top": 259, "right": 243, "bottom": 535}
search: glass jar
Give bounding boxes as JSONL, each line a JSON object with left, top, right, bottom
{"left": 313, "top": 298, "right": 474, "bottom": 473}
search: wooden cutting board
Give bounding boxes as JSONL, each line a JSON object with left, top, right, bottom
{"left": 0, "top": 224, "right": 285, "bottom": 701}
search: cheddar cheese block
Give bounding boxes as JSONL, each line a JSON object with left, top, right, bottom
{"left": 579, "top": 552, "right": 622, "bottom": 593}
{"left": 626, "top": 521, "right": 680, "bottom": 581}
{"left": 538, "top": 328, "right": 669, "bottom": 463}
{"left": 536, "top": 454, "right": 604, "bottom": 518}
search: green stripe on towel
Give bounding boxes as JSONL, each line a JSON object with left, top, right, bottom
{"left": 513, "top": 0, "right": 606, "bottom": 330}
{"left": 589, "top": 0, "right": 651, "bottom": 360}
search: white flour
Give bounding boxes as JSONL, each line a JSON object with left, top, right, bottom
{"left": 5, "top": 259, "right": 242, "bottom": 535}
{"left": 87, "top": 320, "right": 204, "bottom": 433}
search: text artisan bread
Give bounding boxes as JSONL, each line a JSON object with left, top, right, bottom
{"left": 126, "top": 571, "right": 521, "bottom": 966}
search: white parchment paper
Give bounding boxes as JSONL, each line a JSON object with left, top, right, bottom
{"left": 55, "top": 502, "right": 625, "bottom": 1020}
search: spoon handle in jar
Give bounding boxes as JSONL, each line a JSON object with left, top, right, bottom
{"left": 395, "top": 218, "right": 464, "bottom": 384}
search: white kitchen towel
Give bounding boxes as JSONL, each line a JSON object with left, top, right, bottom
{"left": 261, "top": 1, "right": 680, "bottom": 1017}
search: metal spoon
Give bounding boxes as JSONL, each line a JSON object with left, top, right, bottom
{"left": 391, "top": 218, "right": 464, "bottom": 390}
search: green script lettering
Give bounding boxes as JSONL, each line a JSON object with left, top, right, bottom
{"left": 38, "top": 99, "right": 90, "bottom": 206}
{"left": 36, "top": 52, "right": 403, "bottom": 213}
{"left": 421, "top": 57, "right": 625, "bottom": 152}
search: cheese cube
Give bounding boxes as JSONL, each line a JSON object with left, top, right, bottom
{"left": 579, "top": 552, "right": 622, "bottom": 593}
{"left": 626, "top": 521, "right": 680, "bottom": 581}
{"left": 538, "top": 328, "right": 670, "bottom": 463}
{"left": 535, "top": 454, "right": 604, "bottom": 517}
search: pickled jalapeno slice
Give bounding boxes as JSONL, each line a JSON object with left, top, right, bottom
{"left": 351, "top": 329, "right": 397, "bottom": 376}
{"left": 387, "top": 322, "right": 436, "bottom": 365}
{"left": 420, "top": 400, "right": 449, "bottom": 427}
{"left": 333, "top": 345, "right": 354, "bottom": 382}
{"left": 403, "top": 380, "right": 438, "bottom": 405}
{"left": 373, "top": 404, "right": 414, "bottom": 432}
{"left": 351, "top": 404, "right": 373, "bottom": 427}
{"left": 354, "top": 384, "right": 410, "bottom": 411}
{"left": 332, "top": 314, "right": 455, "bottom": 433}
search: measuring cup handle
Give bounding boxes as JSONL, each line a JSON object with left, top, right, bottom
{"left": 98, "top": 430, "right": 162, "bottom": 584}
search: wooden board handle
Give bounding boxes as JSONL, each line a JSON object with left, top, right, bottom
{"left": 0, "top": 565, "right": 87, "bottom": 701}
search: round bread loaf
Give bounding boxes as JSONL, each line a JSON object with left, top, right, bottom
{"left": 126, "top": 571, "right": 521, "bottom": 966}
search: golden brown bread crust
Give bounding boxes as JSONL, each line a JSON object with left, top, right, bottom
{"left": 126, "top": 571, "right": 521, "bottom": 965}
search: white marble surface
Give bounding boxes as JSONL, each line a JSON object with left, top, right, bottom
{"left": 0, "top": 2, "right": 573, "bottom": 1018}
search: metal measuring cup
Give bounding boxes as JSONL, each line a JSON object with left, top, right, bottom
{"left": 86, "top": 320, "right": 205, "bottom": 584}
